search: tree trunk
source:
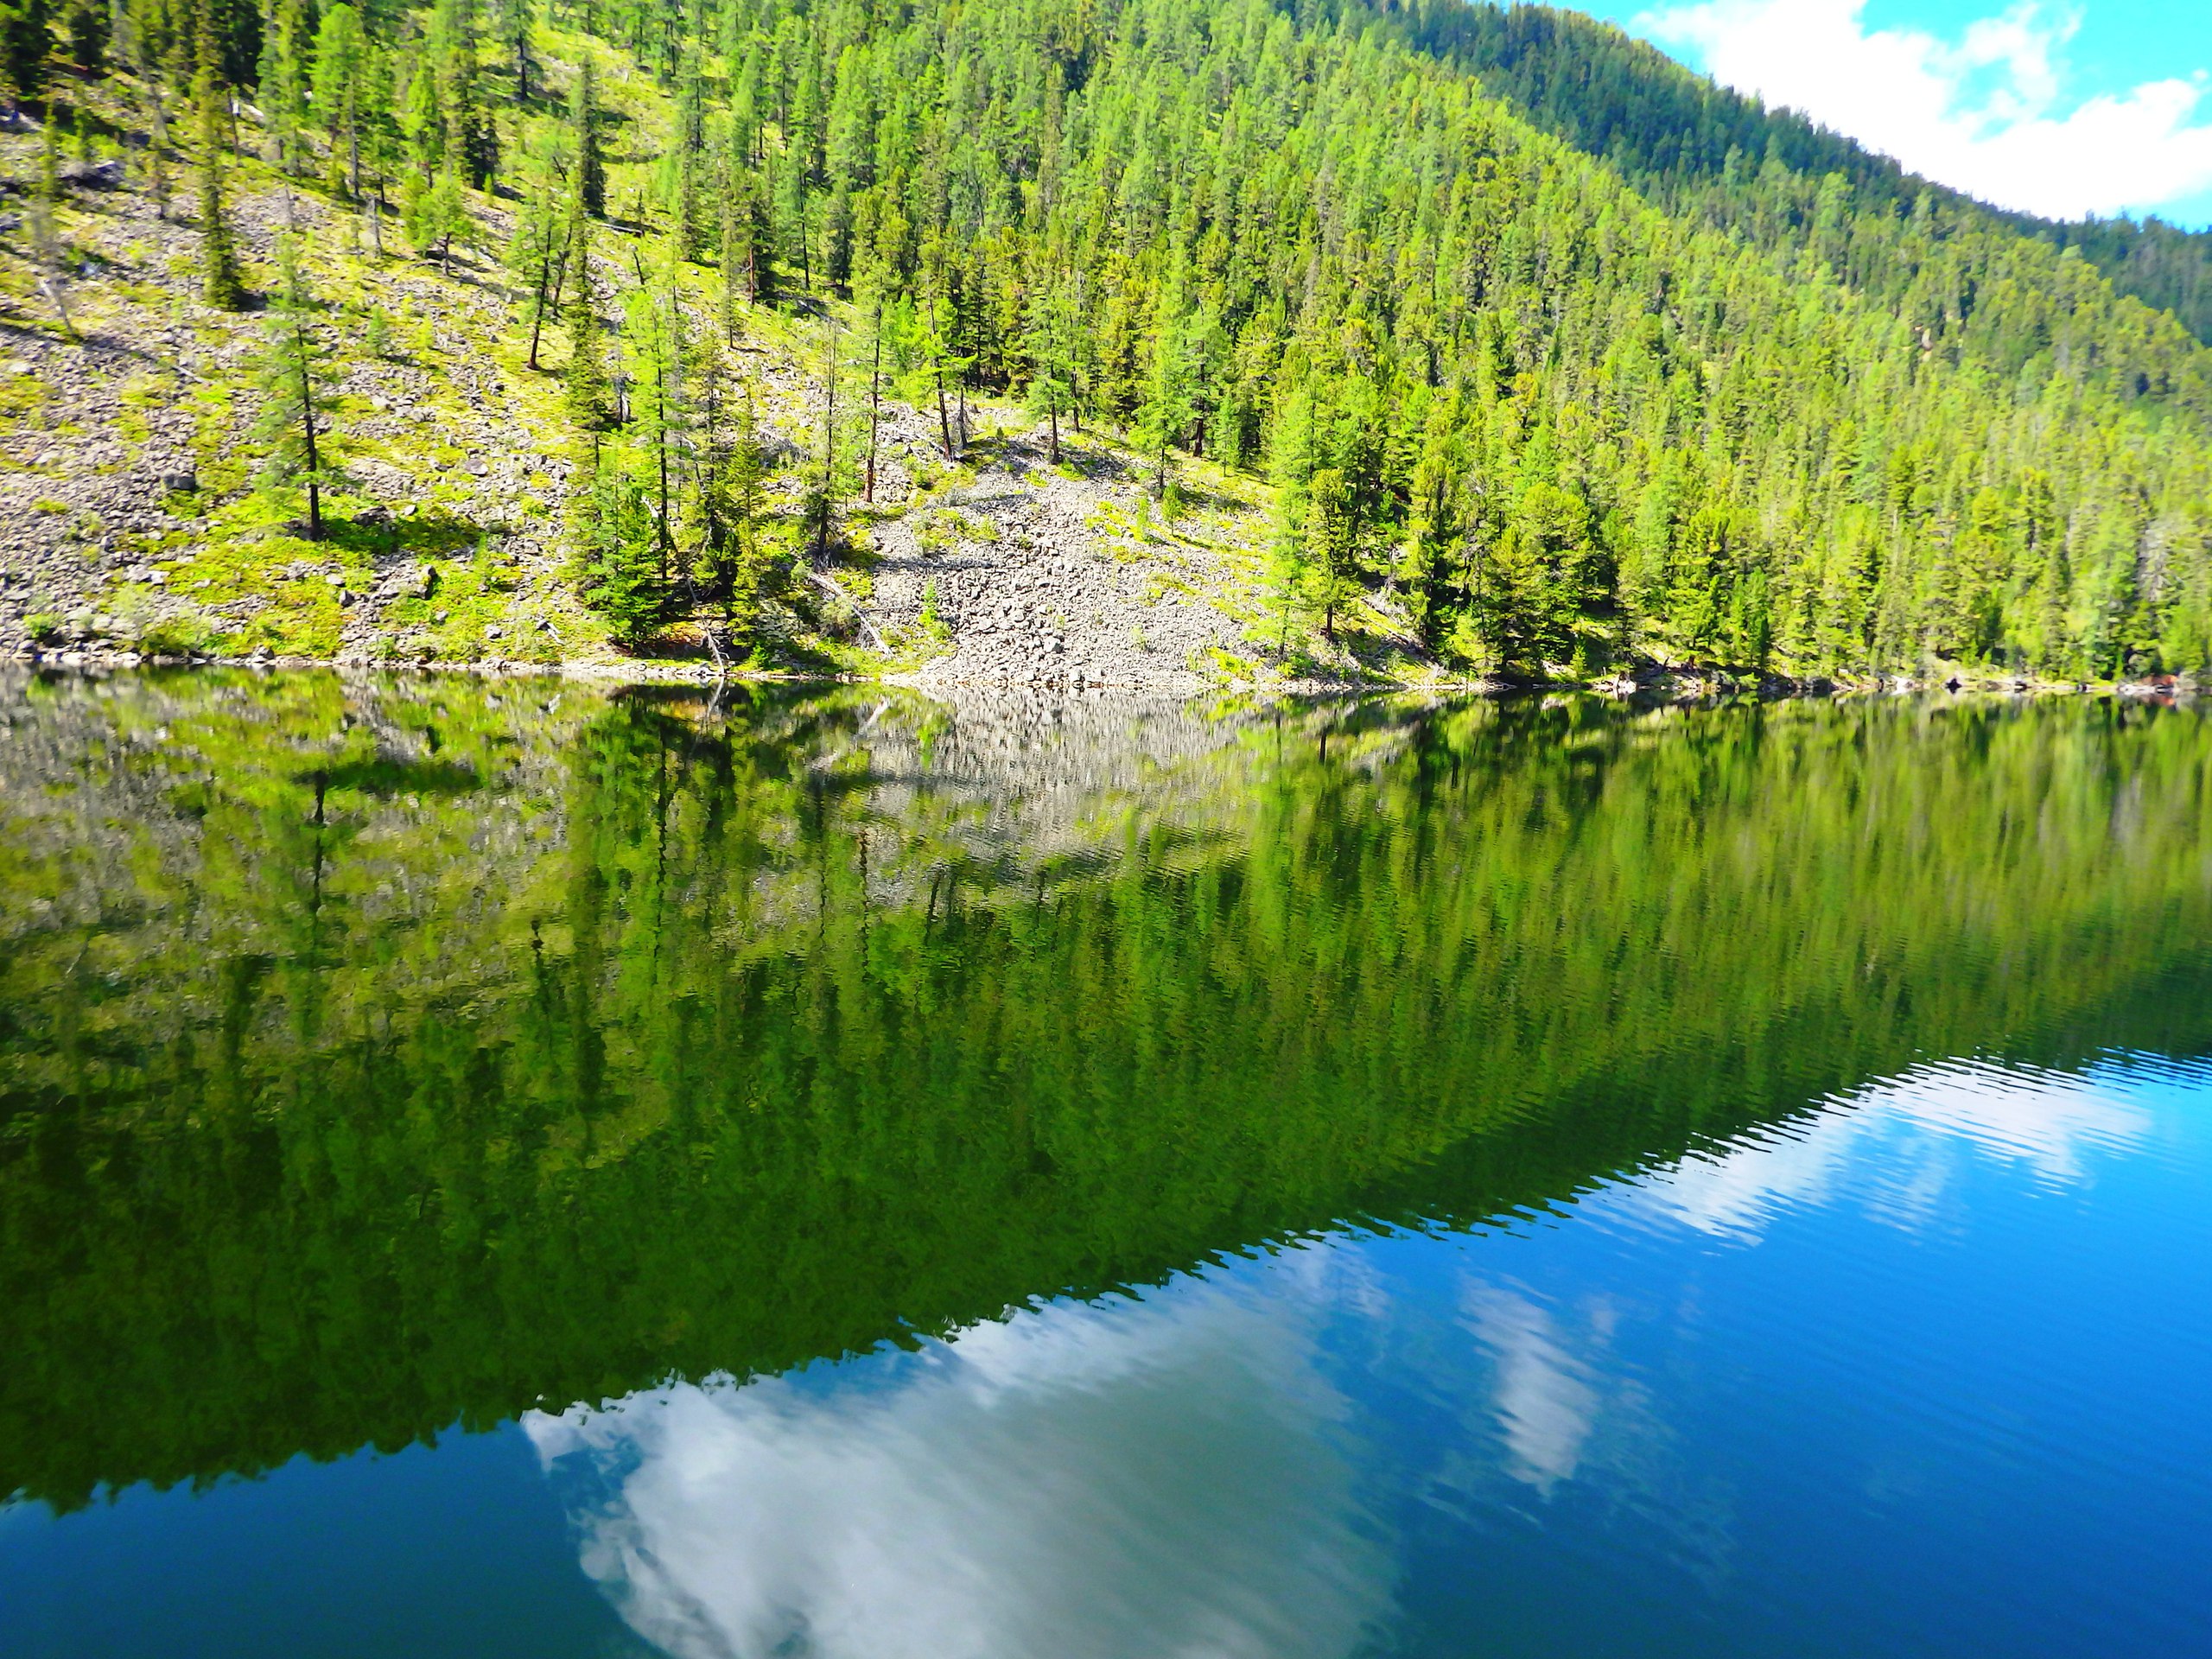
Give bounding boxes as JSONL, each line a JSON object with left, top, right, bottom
{"left": 527, "top": 209, "right": 561, "bottom": 369}
{"left": 1048, "top": 401, "right": 1058, "bottom": 465}
{"left": 298, "top": 327, "right": 323, "bottom": 541}
{"left": 817, "top": 317, "right": 837, "bottom": 561}
{"left": 866, "top": 308, "right": 881, "bottom": 501}
{"left": 528, "top": 253, "right": 550, "bottom": 367}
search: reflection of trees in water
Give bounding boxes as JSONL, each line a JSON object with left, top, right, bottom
{"left": 2, "top": 671, "right": 2209, "bottom": 1510}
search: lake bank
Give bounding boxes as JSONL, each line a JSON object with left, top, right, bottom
{"left": 1, "top": 649, "right": 2196, "bottom": 705}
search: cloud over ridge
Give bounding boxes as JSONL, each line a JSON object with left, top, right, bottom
{"left": 1636, "top": 0, "right": 2212, "bottom": 220}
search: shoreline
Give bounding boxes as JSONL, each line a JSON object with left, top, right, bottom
{"left": 5, "top": 648, "right": 2195, "bottom": 704}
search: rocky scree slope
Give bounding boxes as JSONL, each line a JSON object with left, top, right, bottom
{"left": 0, "top": 107, "right": 1368, "bottom": 691}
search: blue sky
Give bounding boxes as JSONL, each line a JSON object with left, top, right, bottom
{"left": 1572, "top": 2, "right": 2212, "bottom": 226}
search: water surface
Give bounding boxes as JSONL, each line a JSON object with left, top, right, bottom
{"left": 2, "top": 673, "right": 2208, "bottom": 1657}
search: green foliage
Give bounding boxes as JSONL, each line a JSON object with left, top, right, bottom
{"left": 569, "top": 448, "right": 662, "bottom": 645}
{"left": 560, "top": 204, "right": 610, "bottom": 429}
{"left": 249, "top": 238, "right": 346, "bottom": 539}
{"left": 257, "top": 0, "right": 311, "bottom": 175}
{"left": 136, "top": 611, "right": 222, "bottom": 656}
{"left": 571, "top": 52, "right": 604, "bottom": 217}
{"left": 411, "top": 0, "right": 2212, "bottom": 679}
{"left": 1302, "top": 467, "right": 1359, "bottom": 644}
{"left": 193, "top": 61, "right": 247, "bottom": 310}
{"left": 0, "top": 0, "right": 51, "bottom": 101}
{"left": 51, "top": 0, "right": 2212, "bottom": 677}
{"left": 1415, "top": 3, "right": 2212, "bottom": 346}
{"left": 310, "top": 3, "right": 372, "bottom": 198}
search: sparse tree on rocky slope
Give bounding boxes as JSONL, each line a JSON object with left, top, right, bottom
{"left": 251, "top": 238, "right": 344, "bottom": 540}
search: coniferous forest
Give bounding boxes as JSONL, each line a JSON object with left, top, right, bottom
{"left": 7, "top": 0, "right": 2212, "bottom": 682}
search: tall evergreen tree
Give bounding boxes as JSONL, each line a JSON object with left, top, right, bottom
{"left": 311, "top": 3, "right": 372, "bottom": 200}
{"left": 193, "top": 0, "right": 247, "bottom": 309}
{"left": 251, "top": 238, "right": 343, "bottom": 540}
{"left": 494, "top": 0, "right": 531, "bottom": 101}
{"left": 257, "top": 0, "right": 309, "bottom": 175}
{"left": 435, "top": 0, "right": 496, "bottom": 188}
{"left": 562, "top": 200, "right": 609, "bottom": 428}
{"left": 570, "top": 52, "right": 603, "bottom": 216}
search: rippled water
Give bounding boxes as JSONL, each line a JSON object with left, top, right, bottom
{"left": 2, "top": 673, "right": 2209, "bottom": 1657}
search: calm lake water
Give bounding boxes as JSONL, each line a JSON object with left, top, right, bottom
{"left": 3, "top": 672, "right": 2210, "bottom": 1659}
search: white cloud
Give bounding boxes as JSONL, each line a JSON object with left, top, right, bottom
{"left": 524, "top": 1266, "right": 1395, "bottom": 1659}
{"left": 1634, "top": 0, "right": 2212, "bottom": 220}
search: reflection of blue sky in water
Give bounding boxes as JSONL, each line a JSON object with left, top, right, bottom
{"left": 531, "top": 1058, "right": 2212, "bottom": 1659}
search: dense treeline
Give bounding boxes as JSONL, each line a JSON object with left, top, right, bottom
{"left": 1405, "top": 3, "right": 2212, "bottom": 348}
{"left": 27, "top": 0, "right": 2212, "bottom": 677}
{"left": 4, "top": 676, "right": 2212, "bottom": 1507}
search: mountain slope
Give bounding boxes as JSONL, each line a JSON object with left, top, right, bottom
{"left": 1399, "top": 2, "right": 2212, "bottom": 345}
{"left": 4, "top": 0, "right": 2211, "bottom": 685}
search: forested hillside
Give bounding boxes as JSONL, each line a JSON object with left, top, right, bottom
{"left": 1409, "top": 3, "right": 2212, "bottom": 346}
{"left": 5, "top": 0, "right": 2212, "bottom": 683}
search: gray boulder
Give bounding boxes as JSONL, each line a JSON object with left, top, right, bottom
{"left": 60, "top": 158, "right": 125, "bottom": 189}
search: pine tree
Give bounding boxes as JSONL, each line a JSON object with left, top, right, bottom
{"left": 1302, "top": 467, "right": 1361, "bottom": 646}
{"left": 404, "top": 165, "right": 467, "bottom": 271}
{"left": 1135, "top": 314, "right": 1197, "bottom": 502}
{"left": 436, "top": 0, "right": 496, "bottom": 188}
{"left": 571, "top": 54, "right": 604, "bottom": 216}
{"left": 863, "top": 300, "right": 884, "bottom": 499}
{"left": 399, "top": 37, "right": 444, "bottom": 181}
{"left": 311, "top": 3, "right": 371, "bottom": 200}
{"left": 716, "top": 149, "right": 747, "bottom": 344}
{"left": 0, "top": 0, "right": 53, "bottom": 105}
{"left": 63, "top": 0, "right": 101, "bottom": 73}
{"left": 625, "top": 257, "right": 692, "bottom": 577}
{"left": 27, "top": 112, "right": 76, "bottom": 336}
{"left": 505, "top": 132, "right": 567, "bottom": 368}
{"left": 747, "top": 157, "right": 777, "bottom": 304}
{"left": 703, "top": 379, "right": 769, "bottom": 626}
{"left": 251, "top": 238, "right": 344, "bottom": 540}
{"left": 193, "top": 3, "right": 248, "bottom": 310}
{"left": 257, "top": 0, "right": 309, "bottom": 175}
{"left": 494, "top": 0, "right": 532, "bottom": 102}
{"left": 570, "top": 448, "right": 662, "bottom": 645}
{"left": 1263, "top": 383, "right": 1322, "bottom": 654}
{"left": 562, "top": 201, "right": 609, "bottom": 428}
{"left": 671, "top": 143, "right": 704, "bottom": 261}
{"left": 806, "top": 309, "right": 839, "bottom": 560}
{"left": 1022, "top": 264, "right": 1079, "bottom": 466}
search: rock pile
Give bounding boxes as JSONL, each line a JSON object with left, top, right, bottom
{"left": 868, "top": 430, "right": 1255, "bottom": 693}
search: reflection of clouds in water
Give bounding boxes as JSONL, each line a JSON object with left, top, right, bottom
{"left": 1460, "top": 1286, "right": 1601, "bottom": 1492}
{"left": 1631, "top": 1061, "right": 2152, "bottom": 1238}
{"left": 523, "top": 1061, "right": 2158, "bottom": 1658}
{"left": 525, "top": 1264, "right": 1395, "bottom": 1659}
{"left": 1436, "top": 1280, "right": 1739, "bottom": 1588}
